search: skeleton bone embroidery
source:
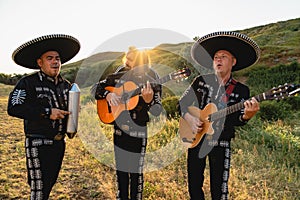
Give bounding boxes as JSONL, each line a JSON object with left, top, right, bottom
{"left": 11, "top": 89, "right": 26, "bottom": 105}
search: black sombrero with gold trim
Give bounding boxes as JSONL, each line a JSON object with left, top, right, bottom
{"left": 191, "top": 31, "right": 260, "bottom": 71}
{"left": 12, "top": 34, "right": 80, "bottom": 69}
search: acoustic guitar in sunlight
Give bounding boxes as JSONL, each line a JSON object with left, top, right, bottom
{"left": 97, "top": 68, "right": 191, "bottom": 124}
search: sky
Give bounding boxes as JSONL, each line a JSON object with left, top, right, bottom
{"left": 0, "top": 0, "right": 299, "bottom": 74}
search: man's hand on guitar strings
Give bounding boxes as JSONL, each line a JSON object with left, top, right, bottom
{"left": 242, "top": 97, "right": 260, "bottom": 120}
{"left": 184, "top": 112, "right": 204, "bottom": 134}
{"left": 141, "top": 81, "right": 154, "bottom": 103}
{"left": 106, "top": 93, "right": 121, "bottom": 106}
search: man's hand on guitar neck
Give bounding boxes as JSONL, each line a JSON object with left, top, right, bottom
{"left": 242, "top": 97, "right": 260, "bottom": 120}
{"left": 141, "top": 81, "right": 154, "bottom": 103}
{"left": 106, "top": 93, "right": 121, "bottom": 106}
{"left": 183, "top": 112, "right": 204, "bottom": 134}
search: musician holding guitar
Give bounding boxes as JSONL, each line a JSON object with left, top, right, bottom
{"left": 178, "top": 31, "right": 261, "bottom": 200}
{"left": 95, "top": 46, "right": 162, "bottom": 200}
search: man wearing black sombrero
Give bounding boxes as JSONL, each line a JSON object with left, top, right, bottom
{"left": 7, "top": 34, "right": 80, "bottom": 199}
{"left": 178, "top": 31, "right": 260, "bottom": 199}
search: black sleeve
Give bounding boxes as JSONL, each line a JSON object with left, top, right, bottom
{"left": 7, "top": 78, "right": 51, "bottom": 120}
{"left": 225, "top": 83, "right": 250, "bottom": 127}
{"left": 178, "top": 76, "right": 202, "bottom": 118}
{"left": 94, "top": 79, "right": 110, "bottom": 100}
{"left": 94, "top": 68, "right": 128, "bottom": 100}
{"left": 147, "top": 69, "right": 163, "bottom": 116}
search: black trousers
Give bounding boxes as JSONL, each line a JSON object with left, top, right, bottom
{"left": 187, "top": 139, "right": 231, "bottom": 200}
{"left": 113, "top": 125, "right": 147, "bottom": 200}
{"left": 25, "top": 137, "right": 65, "bottom": 200}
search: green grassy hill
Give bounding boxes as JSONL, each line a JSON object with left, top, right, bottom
{"left": 1, "top": 17, "right": 299, "bottom": 89}
{"left": 239, "top": 18, "right": 300, "bottom": 65}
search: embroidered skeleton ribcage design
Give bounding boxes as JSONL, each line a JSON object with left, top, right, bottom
{"left": 11, "top": 89, "right": 26, "bottom": 105}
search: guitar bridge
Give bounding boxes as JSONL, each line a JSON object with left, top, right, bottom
{"left": 182, "top": 137, "right": 195, "bottom": 144}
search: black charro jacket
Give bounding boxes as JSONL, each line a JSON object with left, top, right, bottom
{"left": 7, "top": 71, "right": 71, "bottom": 138}
{"left": 178, "top": 73, "right": 249, "bottom": 140}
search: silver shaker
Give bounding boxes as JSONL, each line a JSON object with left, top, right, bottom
{"left": 67, "top": 83, "right": 80, "bottom": 138}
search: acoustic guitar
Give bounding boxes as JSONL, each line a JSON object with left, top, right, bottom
{"left": 97, "top": 68, "right": 191, "bottom": 124}
{"left": 179, "top": 83, "right": 300, "bottom": 148}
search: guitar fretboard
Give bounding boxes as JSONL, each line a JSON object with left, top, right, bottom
{"left": 209, "top": 93, "right": 266, "bottom": 121}
{"left": 125, "top": 74, "right": 172, "bottom": 100}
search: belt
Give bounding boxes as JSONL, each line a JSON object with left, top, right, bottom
{"left": 206, "top": 139, "right": 230, "bottom": 147}
{"left": 115, "top": 124, "right": 147, "bottom": 138}
{"left": 26, "top": 133, "right": 65, "bottom": 141}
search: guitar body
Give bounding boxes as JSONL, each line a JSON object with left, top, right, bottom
{"left": 179, "top": 104, "right": 217, "bottom": 148}
{"left": 97, "top": 81, "right": 139, "bottom": 124}
{"left": 96, "top": 68, "right": 192, "bottom": 124}
{"left": 179, "top": 83, "right": 300, "bottom": 148}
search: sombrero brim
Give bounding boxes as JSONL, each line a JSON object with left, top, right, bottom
{"left": 191, "top": 31, "right": 260, "bottom": 71}
{"left": 12, "top": 34, "right": 80, "bottom": 69}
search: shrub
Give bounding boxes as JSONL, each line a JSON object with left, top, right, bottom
{"left": 247, "top": 61, "right": 300, "bottom": 95}
{"left": 81, "top": 94, "right": 95, "bottom": 105}
{"left": 258, "top": 100, "right": 292, "bottom": 121}
{"left": 162, "top": 96, "right": 180, "bottom": 119}
{"left": 285, "top": 95, "right": 300, "bottom": 110}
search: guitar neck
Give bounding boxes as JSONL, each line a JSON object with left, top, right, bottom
{"left": 128, "top": 74, "right": 172, "bottom": 98}
{"left": 209, "top": 93, "right": 266, "bottom": 121}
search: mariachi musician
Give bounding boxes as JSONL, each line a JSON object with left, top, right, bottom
{"left": 178, "top": 31, "right": 261, "bottom": 199}
{"left": 7, "top": 34, "right": 80, "bottom": 199}
{"left": 95, "top": 46, "right": 162, "bottom": 200}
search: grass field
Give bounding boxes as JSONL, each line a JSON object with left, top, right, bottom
{"left": 0, "top": 93, "right": 299, "bottom": 199}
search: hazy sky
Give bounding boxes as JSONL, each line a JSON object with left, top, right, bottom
{"left": 0, "top": 0, "right": 299, "bottom": 74}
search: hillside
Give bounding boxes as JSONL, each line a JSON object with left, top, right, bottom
{"left": 73, "top": 17, "right": 300, "bottom": 69}
{"left": 1, "top": 17, "right": 299, "bottom": 88}
{"left": 239, "top": 18, "right": 300, "bottom": 66}
{"left": 67, "top": 18, "right": 300, "bottom": 86}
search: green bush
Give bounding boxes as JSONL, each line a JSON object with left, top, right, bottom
{"left": 81, "top": 94, "right": 95, "bottom": 105}
{"left": 258, "top": 100, "right": 292, "bottom": 121}
{"left": 285, "top": 95, "right": 300, "bottom": 110}
{"left": 162, "top": 96, "right": 180, "bottom": 118}
{"left": 247, "top": 61, "right": 300, "bottom": 95}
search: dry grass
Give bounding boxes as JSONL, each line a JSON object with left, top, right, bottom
{"left": 1, "top": 96, "right": 299, "bottom": 199}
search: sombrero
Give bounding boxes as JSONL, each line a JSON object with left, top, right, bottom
{"left": 191, "top": 31, "right": 260, "bottom": 71}
{"left": 12, "top": 34, "right": 80, "bottom": 69}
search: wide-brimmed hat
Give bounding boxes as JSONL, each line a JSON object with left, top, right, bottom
{"left": 12, "top": 34, "right": 80, "bottom": 69}
{"left": 191, "top": 31, "right": 260, "bottom": 71}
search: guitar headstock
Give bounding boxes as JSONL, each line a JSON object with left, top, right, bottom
{"left": 264, "top": 83, "right": 300, "bottom": 101}
{"left": 171, "top": 67, "right": 191, "bottom": 81}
